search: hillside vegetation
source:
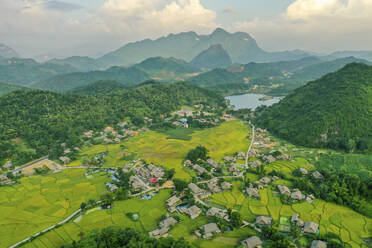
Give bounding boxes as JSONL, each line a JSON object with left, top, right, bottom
{"left": 256, "top": 63, "right": 372, "bottom": 153}
{"left": 0, "top": 82, "right": 224, "bottom": 164}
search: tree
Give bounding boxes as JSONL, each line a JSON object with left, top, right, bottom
{"left": 173, "top": 179, "right": 188, "bottom": 192}
{"left": 186, "top": 146, "right": 209, "bottom": 163}
{"left": 230, "top": 211, "right": 242, "bottom": 227}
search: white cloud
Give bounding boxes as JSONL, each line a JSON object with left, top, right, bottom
{"left": 233, "top": 0, "right": 372, "bottom": 52}
{"left": 0, "top": 0, "right": 217, "bottom": 57}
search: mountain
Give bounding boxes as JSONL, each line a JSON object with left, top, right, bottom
{"left": 99, "top": 28, "right": 310, "bottom": 66}
{"left": 33, "top": 66, "right": 150, "bottom": 93}
{"left": 191, "top": 44, "right": 232, "bottom": 69}
{"left": 0, "top": 82, "right": 224, "bottom": 160}
{"left": 133, "top": 57, "right": 199, "bottom": 80}
{"left": 269, "top": 56, "right": 323, "bottom": 72}
{"left": 0, "top": 58, "right": 78, "bottom": 86}
{"left": 0, "top": 43, "right": 19, "bottom": 58}
{"left": 68, "top": 80, "right": 128, "bottom": 95}
{"left": 0, "top": 82, "right": 26, "bottom": 96}
{"left": 327, "top": 50, "right": 372, "bottom": 62}
{"left": 256, "top": 63, "right": 372, "bottom": 153}
{"left": 47, "top": 56, "right": 105, "bottom": 72}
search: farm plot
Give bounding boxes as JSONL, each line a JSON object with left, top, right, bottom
{"left": 0, "top": 169, "right": 108, "bottom": 248}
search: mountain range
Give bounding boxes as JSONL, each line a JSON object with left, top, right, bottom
{"left": 98, "top": 28, "right": 310, "bottom": 67}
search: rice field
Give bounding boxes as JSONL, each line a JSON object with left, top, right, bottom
{"left": 72, "top": 120, "right": 251, "bottom": 180}
{"left": 0, "top": 169, "right": 108, "bottom": 248}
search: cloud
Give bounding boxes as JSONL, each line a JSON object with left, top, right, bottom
{"left": 0, "top": 0, "right": 217, "bottom": 57}
{"left": 100, "top": 0, "right": 217, "bottom": 37}
{"left": 222, "top": 6, "right": 238, "bottom": 15}
{"left": 233, "top": 0, "right": 372, "bottom": 52}
{"left": 43, "top": 1, "right": 83, "bottom": 12}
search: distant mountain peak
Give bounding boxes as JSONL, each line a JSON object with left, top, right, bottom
{"left": 0, "top": 43, "right": 19, "bottom": 58}
{"left": 191, "top": 44, "right": 232, "bottom": 69}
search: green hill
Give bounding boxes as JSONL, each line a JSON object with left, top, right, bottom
{"left": 133, "top": 57, "right": 199, "bottom": 81}
{"left": 191, "top": 44, "right": 232, "bottom": 69}
{"left": 33, "top": 66, "right": 150, "bottom": 92}
{"left": 68, "top": 80, "right": 128, "bottom": 95}
{"left": 47, "top": 56, "right": 105, "bottom": 72}
{"left": 0, "top": 58, "right": 78, "bottom": 86}
{"left": 256, "top": 63, "right": 372, "bottom": 153}
{"left": 0, "top": 82, "right": 26, "bottom": 96}
{"left": 0, "top": 82, "right": 224, "bottom": 163}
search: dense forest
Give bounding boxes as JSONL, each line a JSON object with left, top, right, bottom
{"left": 256, "top": 63, "right": 372, "bottom": 153}
{"left": 62, "top": 227, "right": 193, "bottom": 248}
{"left": 0, "top": 82, "right": 225, "bottom": 165}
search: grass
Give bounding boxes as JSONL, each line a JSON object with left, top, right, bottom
{"left": 0, "top": 169, "right": 108, "bottom": 248}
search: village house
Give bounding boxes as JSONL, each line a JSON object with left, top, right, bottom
{"left": 84, "top": 130, "right": 93, "bottom": 138}
{"left": 306, "top": 194, "right": 315, "bottom": 203}
{"left": 106, "top": 183, "right": 118, "bottom": 192}
{"left": 246, "top": 187, "right": 260, "bottom": 198}
{"left": 241, "top": 236, "right": 263, "bottom": 248}
{"left": 291, "top": 214, "right": 304, "bottom": 227}
{"left": 256, "top": 216, "right": 272, "bottom": 226}
{"left": 250, "top": 160, "right": 262, "bottom": 169}
{"left": 312, "top": 171, "right": 324, "bottom": 180}
{"left": 229, "top": 165, "right": 240, "bottom": 176}
{"left": 59, "top": 156, "right": 70, "bottom": 165}
{"left": 263, "top": 155, "right": 276, "bottom": 163}
{"left": 311, "top": 240, "right": 327, "bottom": 248}
{"left": 195, "top": 223, "right": 221, "bottom": 239}
{"left": 291, "top": 189, "right": 304, "bottom": 200}
{"left": 206, "top": 207, "right": 229, "bottom": 221}
{"left": 188, "top": 183, "right": 204, "bottom": 195}
{"left": 129, "top": 176, "right": 146, "bottom": 191}
{"left": 184, "top": 160, "right": 192, "bottom": 167}
{"left": 248, "top": 149, "right": 259, "bottom": 157}
{"left": 2, "top": 161, "right": 12, "bottom": 170}
{"left": 206, "top": 158, "right": 221, "bottom": 168}
{"left": 192, "top": 164, "right": 208, "bottom": 175}
{"left": 303, "top": 222, "right": 319, "bottom": 234}
{"left": 224, "top": 156, "right": 234, "bottom": 163}
{"left": 259, "top": 177, "right": 271, "bottom": 185}
{"left": 0, "top": 174, "right": 14, "bottom": 185}
{"left": 277, "top": 154, "right": 290, "bottom": 160}
{"left": 221, "top": 181, "right": 232, "bottom": 190}
{"left": 149, "top": 217, "right": 178, "bottom": 238}
{"left": 148, "top": 164, "right": 165, "bottom": 178}
{"left": 300, "top": 167, "right": 308, "bottom": 175}
{"left": 182, "top": 205, "right": 202, "bottom": 219}
{"left": 236, "top": 152, "right": 246, "bottom": 160}
{"left": 207, "top": 178, "right": 221, "bottom": 193}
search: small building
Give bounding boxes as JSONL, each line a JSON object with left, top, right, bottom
{"left": 300, "top": 167, "right": 308, "bottom": 175}
{"left": 193, "top": 164, "right": 208, "bottom": 175}
{"left": 241, "top": 236, "right": 263, "bottom": 248}
{"left": 306, "top": 194, "right": 315, "bottom": 203}
{"left": 250, "top": 160, "right": 262, "bottom": 169}
{"left": 312, "top": 171, "right": 324, "bottom": 180}
{"left": 59, "top": 156, "right": 70, "bottom": 164}
{"left": 195, "top": 223, "right": 221, "bottom": 239}
{"left": 246, "top": 187, "right": 259, "bottom": 198}
{"left": 311, "top": 240, "right": 327, "bottom": 248}
{"left": 166, "top": 195, "right": 181, "bottom": 208}
{"left": 256, "top": 216, "right": 272, "bottom": 225}
{"left": 224, "top": 156, "right": 234, "bottom": 163}
{"left": 184, "top": 160, "right": 192, "bottom": 167}
{"left": 221, "top": 181, "right": 232, "bottom": 190}
{"left": 186, "top": 205, "right": 202, "bottom": 219}
{"left": 206, "top": 207, "right": 229, "bottom": 221}
{"left": 303, "top": 222, "right": 319, "bottom": 234}
{"left": 259, "top": 177, "right": 271, "bottom": 185}
{"left": 291, "top": 189, "right": 304, "bottom": 200}
{"left": 277, "top": 185, "right": 291, "bottom": 196}
{"left": 206, "top": 158, "right": 220, "bottom": 168}
{"left": 3, "top": 161, "right": 13, "bottom": 169}
{"left": 188, "top": 183, "right": 203, "bottom": 195}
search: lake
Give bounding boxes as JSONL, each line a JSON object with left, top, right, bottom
{"left": 226, "top": 93, "right": 282, "bottom": 110}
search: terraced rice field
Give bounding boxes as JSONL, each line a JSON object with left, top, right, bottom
{"left": 0, "top": 169, "right": 108, "bottom": 248}
{"left": 210, "top": 180, "right": 371, "bottom": 247}
{"left": 71, "top": 121, "right": 251, "bottom": 180}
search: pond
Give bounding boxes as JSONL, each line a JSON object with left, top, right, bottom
{"left": 226, "top": 93, "right": 282, "bottom": 110}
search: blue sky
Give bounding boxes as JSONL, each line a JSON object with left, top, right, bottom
{"left": 1, "top": 0, "right": 372, "bottom": 58}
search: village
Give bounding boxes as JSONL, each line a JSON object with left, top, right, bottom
{"left": 0, "top": 111, "right": 337, "bottom": 248}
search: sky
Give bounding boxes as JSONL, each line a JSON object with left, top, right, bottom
{"left": 1, "top": 0, "right": 372, "bottom": 58}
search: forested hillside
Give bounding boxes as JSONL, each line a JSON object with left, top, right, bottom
{"left": 0, "top": 58, "right": 78, "bottom": 86}
{"left": 33, "top": 66, "right": 150, "bottom": 92}
{"left": 0, "top": 82, "right": 224, "bottom": 165}
{"left": 0, "top": 82, "right": 26, "bottom": 96}
{"left": 256, "top": 63, "right": 372, "bottom": 153}
{"left": 67, "top": 80, "right": 128, "bottom": 95}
